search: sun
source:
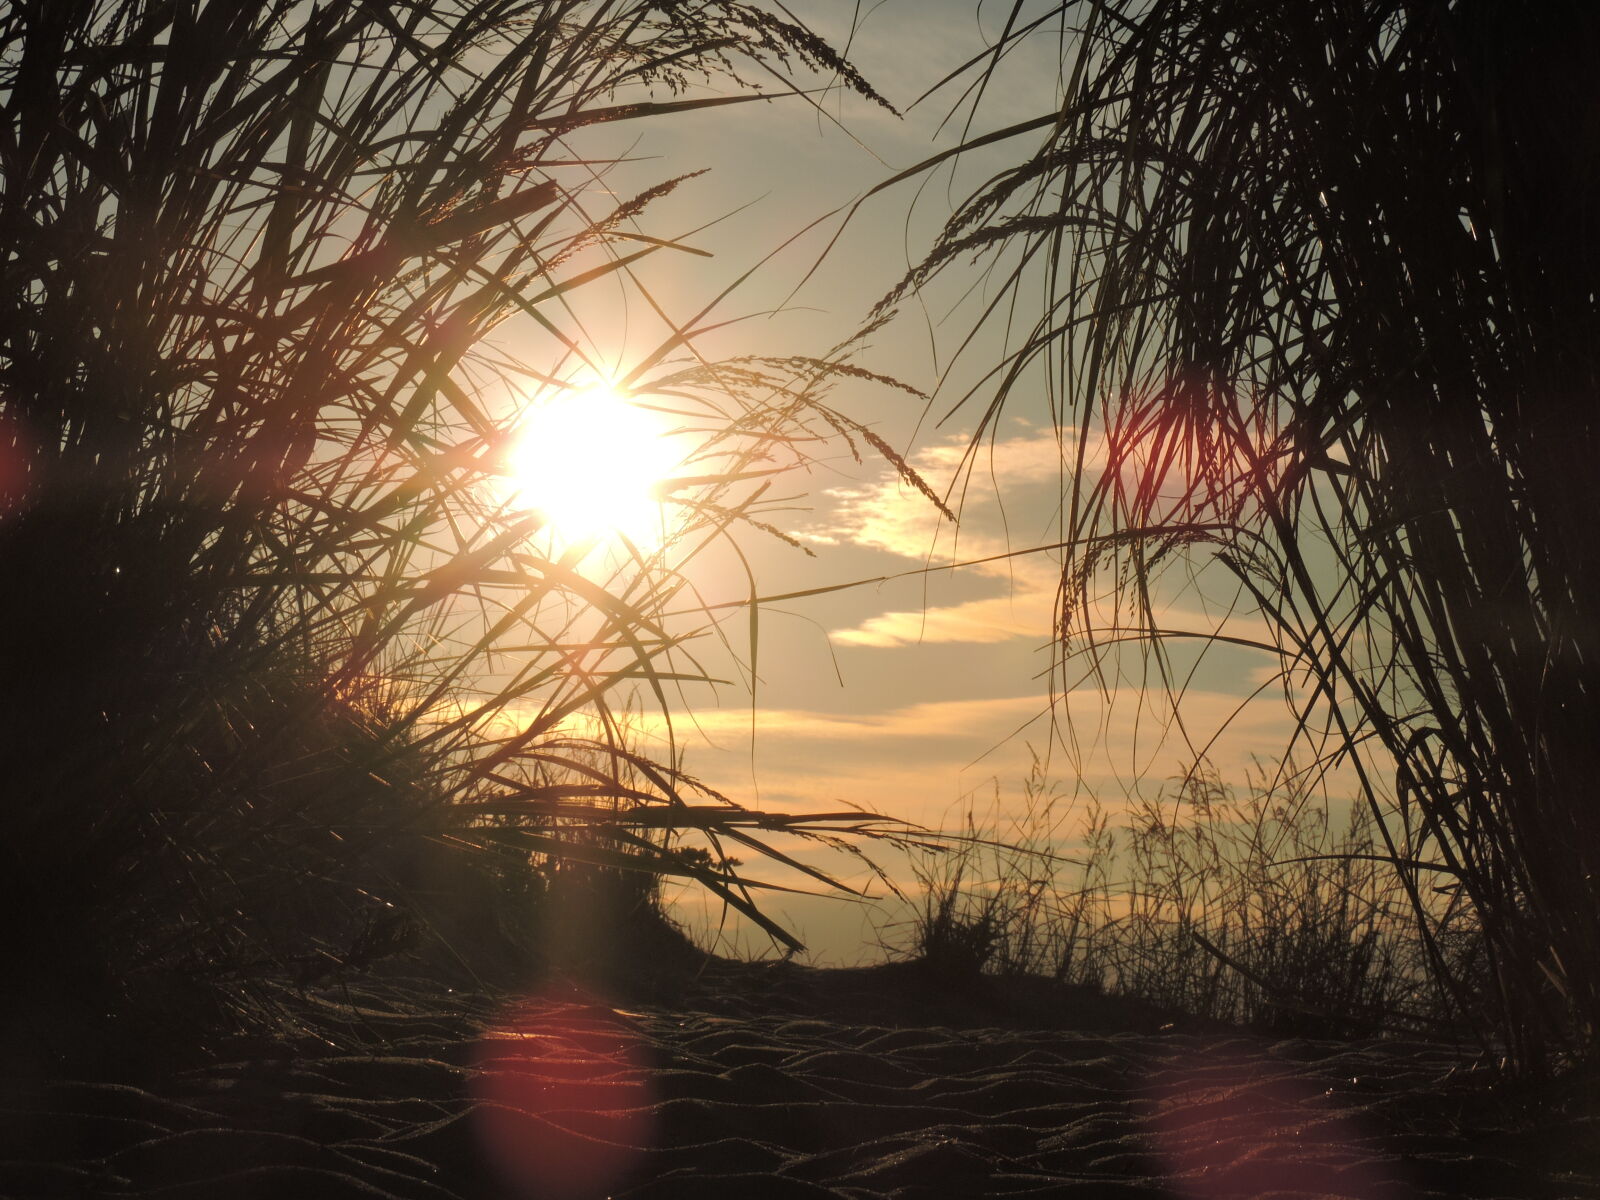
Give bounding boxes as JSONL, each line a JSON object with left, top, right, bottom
{"left": 504, "top": 383, "right": 681, "bottom": 547}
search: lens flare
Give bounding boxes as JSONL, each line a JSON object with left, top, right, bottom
{"left": 472, "top": 991, "right": 656, "bottom": 1200}
{"left": 1147, "top": 1043, "right": 1400, "bottom": 1200}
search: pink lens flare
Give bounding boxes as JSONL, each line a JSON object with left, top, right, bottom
{"left": 0, "top": 411, "right": 35, "bottom": 514}
{"left": 472, "top": 989, "right": 657, "bottom": 1200}
{"left": 1147, "top": 1042, "right": 1402, "bottom": 1200}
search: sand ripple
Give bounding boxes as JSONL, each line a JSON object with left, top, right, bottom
{"left": 2, "top": 969, "right": 1595, "bottom": 1199}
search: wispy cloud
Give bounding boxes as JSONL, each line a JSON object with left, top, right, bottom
{"left": 797, "top": 426, "right": 1094, "bottom": 647}
{"left": 805, "top": 424, "right": 1093, "bottom": 556}
{"left": 802, "top": 424, "right": 1291, "bottom": 656}
{"left": 831, "top": 588, "right": 1057, "bottom": 648}
{"left": 636, "top": 692, "right": 1046, "bottom": 746}
{"left": 629, "top": 682, "right": 1363, "bottom": 823}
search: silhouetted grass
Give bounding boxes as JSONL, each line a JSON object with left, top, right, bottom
{"left": 871, "top": 0, "right": 1600, "bottom": 1069}
{"left": 0, "top": 0, "right": 916, "bottom": 1070}
{"left": 899, "top": 758, "right": 1439, "bottom": 1040}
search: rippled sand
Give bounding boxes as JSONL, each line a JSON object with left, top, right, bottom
{"left": 4, "top": 962, "right": 1596, "bottom": 1198}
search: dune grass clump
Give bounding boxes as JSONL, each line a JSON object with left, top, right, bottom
{"left": 869, "top": 0, "right": 1600, "bottom": 1069}
{"left": 1099, "top": 765, "right": 1427, "bottom": 1038}
{"left": 898, "top": 753, "right": 1083, "bottom": 984}
{"left": 901, "top": 759, "right": 1433, "bottom": 1039}
{"left": 0, "top": 0, "right": 916, "bottom": 1069}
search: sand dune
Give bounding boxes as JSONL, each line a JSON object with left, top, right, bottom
{"left": 2, "top": 963, "right": 1595, "bottom": 1198}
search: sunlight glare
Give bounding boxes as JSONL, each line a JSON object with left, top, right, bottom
{"left": 506, "top": 383, "right": 680, "bottom": 547}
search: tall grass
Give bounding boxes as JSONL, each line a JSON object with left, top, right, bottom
{"left": 872, "top": 0, "right": 1600, "bottom": 1069}
{"left": 899, "top": 758, "right": 1438, "bottom": 1039}
{"left": 0, "top": 0, "right": 913, "bottom": 1062}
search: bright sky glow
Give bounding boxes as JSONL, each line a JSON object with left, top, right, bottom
{"left": 506, "top": 383, "right": 681, "bottom": 548}
{"left": 523, "top": 3, "right": 1327, "bottom": 963}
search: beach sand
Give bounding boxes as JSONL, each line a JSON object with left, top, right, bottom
{"left": 3, "top": 959, "right": 1596, "bottom": 1198}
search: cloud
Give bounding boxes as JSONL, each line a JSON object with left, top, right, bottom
{"left": 821, "top": 551, "right": 1277, "bottom": 654}
{"left": 793, "top": 426, "right": 1112, "bottom": 648}
{"left": 831, "top": 588, "right": 1056, "bottom": 648}
{"left": 632, "top": 682, "right": 1366, "bottom": 822}
{"left": 634, "top": 692, "right": 1046, "bottom": 747}
{"left": 804, "top": 425, "right": 1094, "bottom": 561}
{"left": 802, "top": 418, "right": 1299, "bottom": 655}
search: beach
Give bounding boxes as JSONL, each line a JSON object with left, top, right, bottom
{"left": 3, "top": 959, "right": 1596, "bottom": 1199}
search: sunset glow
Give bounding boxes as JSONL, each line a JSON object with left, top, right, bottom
{"left": 506, "top": 383, "right": 680, "bottom": 547}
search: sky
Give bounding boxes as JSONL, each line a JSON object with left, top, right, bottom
{"left": 495, "top": 2, "right": 1348, "bottom": 962}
